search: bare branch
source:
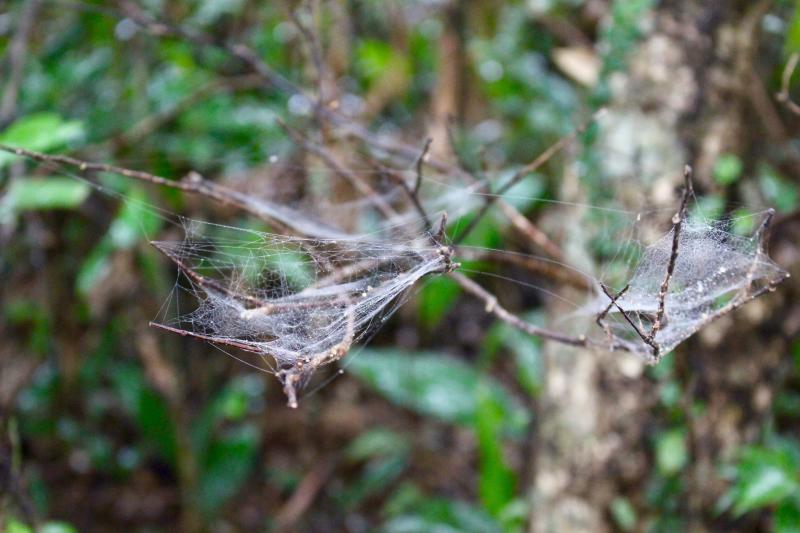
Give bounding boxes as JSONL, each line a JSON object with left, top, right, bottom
{"left": 777, "top": 52, "right": 800, "bottom": 116}
{"left": 277, "top": 119, "right": 400, "bottom": 220}
{"left": 413, "top": 137, "right": 433, "bottom": 195}
{"left": 454, "top": 248, "right": 591, "bottom": 290}
{"left": 450, "top": 271, "right": 595, "bottom": 349}
{"left": 454, "top": 110, "right": 602, "bottom": 247}
{"left": 0, "top": 144, "right": 351, "bottom": 240}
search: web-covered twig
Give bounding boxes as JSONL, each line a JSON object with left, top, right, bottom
{"left": 113, "top": 1, "right": 569, "bottom": 262}
{"left": 645, "top": 165, "right": 694, "bottom": 357}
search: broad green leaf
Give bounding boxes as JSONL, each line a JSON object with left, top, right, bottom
{"left": 476, "top": 384, "right": 517, "bottom": 517}
{"left": 76, "top": 186, "right": 162, "bottom": 294}
{"left": 196, "top": 425, "right": 260, "bottom": 515}
{"left": 610, "top": 497, "right": 637, "bottom": 531}
{"left": 786, "top": 2, "right": 800, "bottom": 53}
{"left": 40, "top": 523, "right": 79, "bottom": 533}
{"left": 734, "top": 466, "right": 797, "bottom": 515}
{"left": 346, "top": 428, "right": 410, "bottom": 462}
{"left": 713, "top": 153, "right": 743, "bottom": 186}
{"left": 2, "top": 178, "right": 90, "bottom": 212}
{"left": 383, "top": 498, "right": 500, "bottom": 533}
{"left": 5, "top": 519, "right": 33, "bottom": 533}
{"left": 776, "top": 500, "right": 800, "bottom": 533}
{"left": 417, "top": 276, "right": 461, "bottom": 329}
{"left": 725, "top": 441, "right": 800, "bottom": 515}
{"left": 655, "top": 429, "right": 688, "bottom": 476}
{"left": 0, "top": 113, "right": 84, "bottom": 168}
{"left": 759, "top": 165, "right": 798, "bottom": 214}
{"left": 348, "top": 348, "right": 529, "bottom": 432}
{"left": 110, "top": 364, "right": 178, "bottom": 467}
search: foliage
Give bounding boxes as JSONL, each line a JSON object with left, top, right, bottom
{"left": 0, "top": 0, "right": 798, "bottom": 531}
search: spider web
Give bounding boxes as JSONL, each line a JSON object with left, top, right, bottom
{"left": 151, "top": 219, "right": 451, "bottom": 406}
{"left": 577, "top": 210, "right": 788, "bottom": 359}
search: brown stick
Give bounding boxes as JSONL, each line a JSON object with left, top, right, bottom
{"left": 454, "top": 110, "right": 601, "bottom": 247}
{"left": 646, "top": 165, "right": 694, "bottom": 355}
{"left": 450, "top": 271, "right": 595, "bottom": 349}
{"left": 455, "top": 248, "right": 591, "bottom": 290}
{"left": 0, "top": 0, "right": 41, "bottom": 127}
{"left": 777, "top": 52, "right": 800, "bottom": 116}
{"left": 277, "top": 119, "right": 399, "bottom": 220}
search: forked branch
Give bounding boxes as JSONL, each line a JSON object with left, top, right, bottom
{"left": 777, "top": 52, "right": 800, "bottom": 116}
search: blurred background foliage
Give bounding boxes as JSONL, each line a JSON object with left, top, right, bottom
{"left": 1, "top": 0, "right": 800, "bottom": 532}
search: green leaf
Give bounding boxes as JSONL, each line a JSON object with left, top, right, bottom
{"left": 0, "top": 113, "right": 85, "bottom": 168}
{"left": 725, "top": 441, "right": 800, "bottom": 515}
{"left": 341, "top": 452, "right": 409, "bottom": 509}
{"left": 655, "top": 429, "right": 688, "bottom": 476}
{"left": 2, "top": 178, "right": 90, "bottom": 212}
{"left": 776, "top": 500, "right": 800, "bottom": 533}
{"left": 417, "top": 276, "right": 461, "bottom": 329}
{"left": 735, "top": 466, "right": 797, "bottom": 514}
{"left": 713, "top": 153, "right": 743, "bottom": 186}
{"left": 384, "top": 498, "right": 500, "bottom": 533}
{"left": 759, "top": 164, "right": 798, "bottom": 214}
{"left": 483, "top": 316, "right": 543, "bottom": 396}
{"left": 40, "top": 523, "right": 79, "bottom": 533}
{"left": 346, "top": 428, "right": 410, "bottom": 462}
{"left": 610, "top": 497, "right": 637, "bottom": 531}
{"left": 76, "top": 186, "right": 162, "bottom": 294}
{"left": 348, "top": 348, "right": 529, "bottom": 431}
{"left": 5, "top": 519, "right": 33, "bottom": 533}
{"left": 110, "top": 364, "right": 178, "bottom": 467}
{"left": 355, "top": 39, "right": 410, "bottom": 89}
{"left": 196, "top": 425, "right": 260, "bottom": 515}
{"left": 476, "top": 384, "right": 517, "bottom": 517}
{"left": 786, "top": 2, "right": 800, "bottom": 53}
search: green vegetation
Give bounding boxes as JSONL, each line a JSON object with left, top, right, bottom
{"left": 1, "top": 0, "right": 799, "bottom": 531}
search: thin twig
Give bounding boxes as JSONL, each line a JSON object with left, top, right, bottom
{"left": 600, "top": 284, "right": 657, "bottom": 356}
{"left": 0, "top": 0, "right": 41, "bottom": 127}
{"left": 455, "top": 248, "right": 591, "bottom": 290}
{"left": 115, "top": 2, "right": 569, "bottom": 263}
{"left": 277, "top": 119, "right": 399, "bottom": 220}
{"left": 274, "top": 456, "right": 336, "bottom": 529}
{"left": 0, "top": 144, "right": 360, "bottom": 241}
{"left": 413, "top": 137, "right": 433, "bottom": 195}
{"left": 120, "top": 1, "right": 299, "bottom": 96}
{"left": 149, "top": 322, "right": 270, "bottom": 354}
{"left": 444, "top": 121, "right": 566, "bottom": 260}
{"left": 645, "top": 165, "right": 694, "bottom": 355}
{"left": 454, "top": 110, "right": 602, "bottom": 246}
{"left": 450, "top": 271, "right": 595, "bottom": 349}
{"left": 596, "top": 284, "right": 629, "bottom": 339}
{"left": 288, "top": 3, "right": 327, "bottom": 105}
{"left": 777, "top": 52, "right": 800, "bottom": 116}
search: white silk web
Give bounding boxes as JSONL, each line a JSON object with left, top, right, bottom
{"left": 145, "top": 163, "right": 789, "bottom": 406}
{"left": 0, "top": 106, "right": 789, "bottom": 408}
{"left": 580, "top": 211, "right": 788, "bottom": 360}
{"left": 151, "top": 220, "right": 453, "bottom": 406}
